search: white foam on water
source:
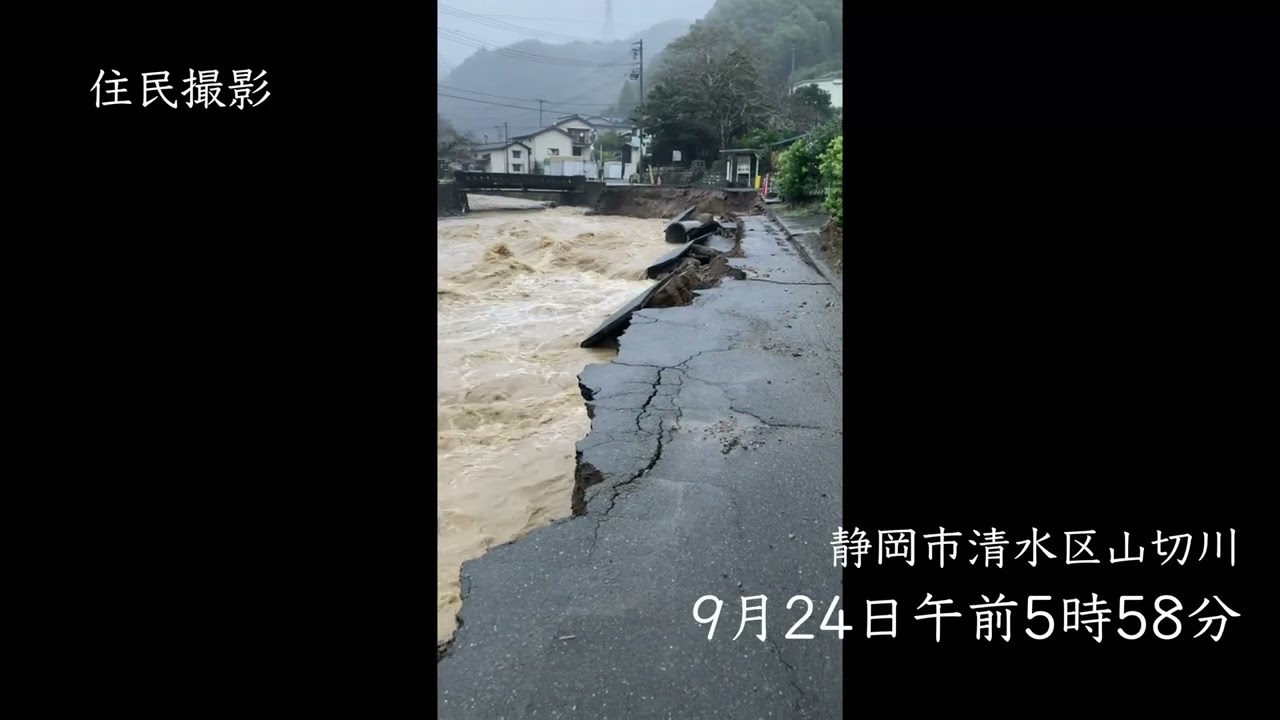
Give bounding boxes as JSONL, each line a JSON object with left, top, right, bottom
{"left": 437, "top": 205, "right": 664, "bottom": 644}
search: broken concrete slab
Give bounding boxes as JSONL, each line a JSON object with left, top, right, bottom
{"left": 687, "top": 244, "right": 723, "bottom": 261}
{"left": 705, "top": 233, "right": 736, "bottom": 254}
{"left": 579, "top": 273, "right": 675, "bottom": 348}
{"left": 645, "top": 239, "right": 700, "bottom": 279}
{"left": 594, "top": 245, "right": 745, "bottom": 347}
{"left": 645, "top": 230, "right": 728, "bottom": 279}
{"left": 665, "top": 205, "right": 697, "bottom": 228}
{"left": 649, "top": 254, "right": 743, "bottom": 308}
{"left": 689, "top": 219, "right": 720, "bottom": 243}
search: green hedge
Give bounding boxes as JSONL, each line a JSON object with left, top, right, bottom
{"left": 775, "top": 121, "right": 839, "bottom": 202}
{"left": 776, "top": 127, "right": 842, "bottom": 230}
{"left": 820, "top": 135, "right": 842, "bottom": 228}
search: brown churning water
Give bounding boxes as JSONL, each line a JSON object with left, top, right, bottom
{"left": 437, "top": 202, "right": 665, "bottom": 644}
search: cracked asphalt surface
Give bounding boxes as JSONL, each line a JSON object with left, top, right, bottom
{"left": 438, "top": 215, "right": 843, "bottom": 719}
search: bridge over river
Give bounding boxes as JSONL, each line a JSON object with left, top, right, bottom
{"left": 438, "top": 172, "right": 604, "bottom": 214}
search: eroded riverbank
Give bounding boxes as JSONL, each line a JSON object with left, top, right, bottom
{"left": 439, "top": 214, "right": 844, "bottom": 718}
{"left": 436, "top": 205, "right": 667, "bottom": 645}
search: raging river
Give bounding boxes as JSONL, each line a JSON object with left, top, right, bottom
{"left": 436, "top": 197, "right": 666, "bottom": 644}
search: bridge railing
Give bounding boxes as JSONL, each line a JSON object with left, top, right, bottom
{"left": 454, "top": 172, "right": 587, "bottom": 192}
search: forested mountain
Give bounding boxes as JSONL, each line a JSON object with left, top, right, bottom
{"left": 698, "top": 0, "right": 842, "bottom": 85}
{"left": 624, "top": 0, "right": 843, "bottom": 171}
{"left": 610, "top": 0, "right": 842, "bottom": 113}
{"left": 438, "top": 20, "right": 692, "bottom": 139}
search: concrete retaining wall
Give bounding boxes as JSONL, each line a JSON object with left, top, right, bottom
{"left": 437, "top": 182, "right": 468, "bottom": 216}
{"left": 592, "top": 186, "right": 761, "bottom": 218}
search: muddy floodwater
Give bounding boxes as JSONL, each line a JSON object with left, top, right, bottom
{"left": 437, "top": 201, "right": 665, "bottom": 644}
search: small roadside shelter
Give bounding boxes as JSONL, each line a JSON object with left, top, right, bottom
{"left": 718, "top": 148, "right": 762, "bottom": 188}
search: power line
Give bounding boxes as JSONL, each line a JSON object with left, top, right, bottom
{"left": 438, "top": 92, "right": 638, "bottom": 119}
{"left": 438, "top": 29, "right": 578, "bottom": 64}
{"left": 438, "top": 2, "right": 601, "bottom": 44}
{"left": 438, "top": 92, "right": 544, "bottom": 113}
{"left": 436, "top": 85, "right": 566, "bottom": 104}
{"left": 464, "top": 13, "right": 599, "bottom": 25}
{"left": 436, "top": 84, "right": 638, "bottom": 109}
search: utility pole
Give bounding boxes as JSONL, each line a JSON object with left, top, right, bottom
{"left": 637, "top": 39, "right": 644, "bottom": 106}
{"left": 632, "top": 39, "right": 644, "bottom": 176}
{"left": 538, "top": 99, "right": 544, "bottom": 127}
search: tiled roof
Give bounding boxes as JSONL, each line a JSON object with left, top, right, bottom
{"left": 473, "top": 140, "right": 531, "bottom": 152}
{"left": 510, "top": 127, "right": 573, "bottom": 141}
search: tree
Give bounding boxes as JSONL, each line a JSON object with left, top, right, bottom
{"left": 607, "top": 80, "right": 641, "bottom": 119}
{"left": 632, "top": 80, "right": 715, "bottom": 164}
{"left": 633, "top": 24, "right": 772, "bottom": 159}
{"left": 775, "top": 119, "right": 839, "bottom": 201}
{"left": 786, "top": 84, "right": 835, "bottom": 132}
{"left": 597, "top": 131, "right": 625, "bottom": 159}
{"left": 740, "top": 127, "right": 800, "bottom": 150}
{"left": 437, "top": 115, "right": 474, "bottom": 179}
{"left": 697, "top": 0, "right": 844, "bottom": 87}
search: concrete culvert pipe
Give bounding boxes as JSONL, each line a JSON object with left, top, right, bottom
{"left": 663, "top": 206, "right": 699, "bottom": 243}
{"left": 665, "top": 220, "right": 708, "bottom": 244}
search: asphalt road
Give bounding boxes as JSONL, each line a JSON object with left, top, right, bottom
{"left": 771, "top": 213, "right": 843, "bottom": 297}
{"left": 438, "top": 215, "right": 844, "bottom": 719}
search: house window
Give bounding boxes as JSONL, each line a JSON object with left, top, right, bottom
{"left": 548, "top": 148, "right": 560, "bottom": 156}
{"left": 573, "top": 147, "right": 583, "bottom": 157}
{"left": 512, "top": 163, "right": 523, "bottom": 173}
{"left": 512, "top": 150, "right": 522, "bottom": 159}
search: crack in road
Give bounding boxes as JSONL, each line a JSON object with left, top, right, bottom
{"left": 598, "top": 368, "right": 684, "bottom": 516}
{"left": 765, "top": 633, "right": 808, "bottom": 714}
{"left": 586, "top": 368, "right": 689, "bottom": 559}
{"left": 743, "top": 278, "right": 831, "bottom": 286}
{"left": 729, "top": 406, "right": 831, "bottom": 431}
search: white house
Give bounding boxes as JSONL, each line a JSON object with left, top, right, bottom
{"left": 791, "top": 76, "right": 843, "bottom": 109}
{"left": 620, "top": 129, "right": 652, "bottom": 179}
{"left": 509, "top": 127, "right": 575, "bottom": 168}
{"left": 544, "top": 157, "right": 599, "bottom": 178}
{"left": 551, "top": 116, "right": 597, "bottom": 158}
{"left": 473, "top": 140, "right": 533, "bottom": 174}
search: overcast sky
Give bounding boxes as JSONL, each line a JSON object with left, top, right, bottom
{"left": 437, "top": 0, "right": 718, "bottom": 65}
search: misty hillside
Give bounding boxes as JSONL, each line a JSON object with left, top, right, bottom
{"left": 618, "top": 0, "right": 842, "bottom": 112}
{"left": 437, "top": 55, "right": 455, "bottom": 82}
{"left": 438, "top": 19, "right": 692, "bottom": 138}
